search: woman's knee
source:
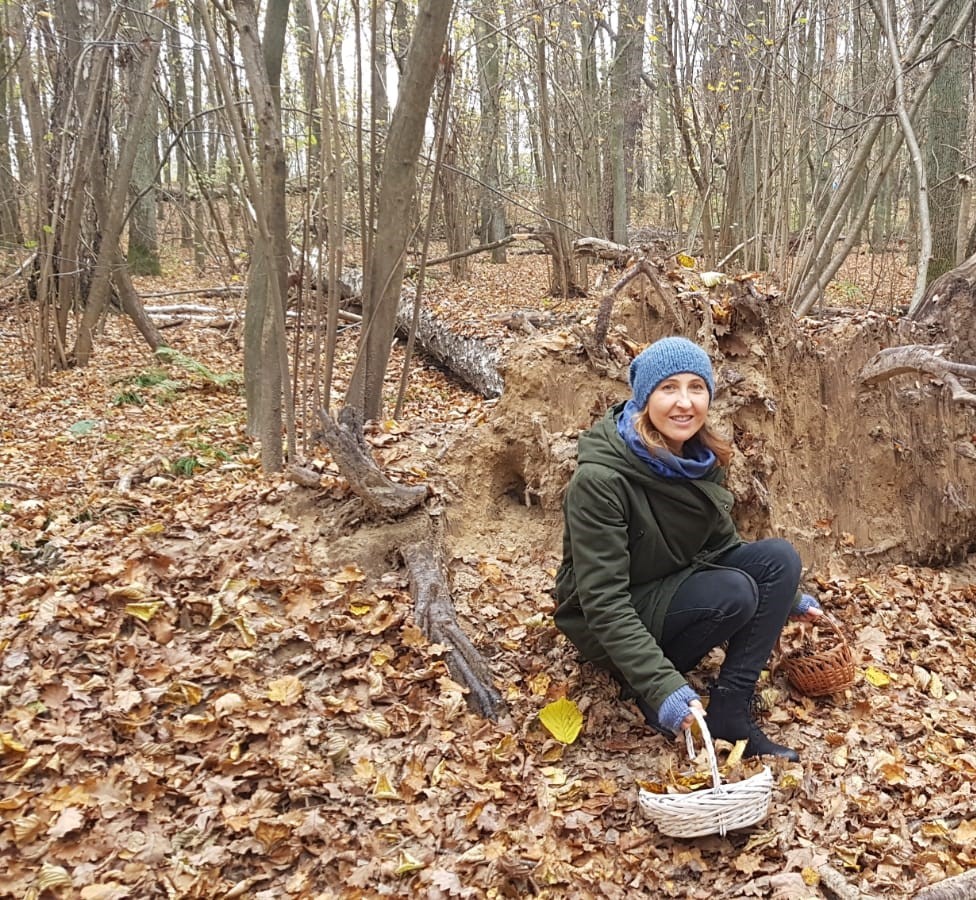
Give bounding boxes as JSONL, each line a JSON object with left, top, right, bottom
{"left": 756, "top": 538, "right": 802, "bottom": 584}
{"left": 711, "top": 569, "right": 759, "bottom": 621}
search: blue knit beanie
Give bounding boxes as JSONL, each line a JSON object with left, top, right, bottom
{"left": 629, "top": 337, "right": 715, "bottom": 408}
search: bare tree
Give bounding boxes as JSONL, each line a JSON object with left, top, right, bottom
{"left": 345, "top": 0, "right": 454, "bottom": 420}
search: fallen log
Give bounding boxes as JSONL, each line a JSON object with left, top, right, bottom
{"left": 400, "top": 540, "right": 503, "bottom": 719}
{"left": 396, "top": 289, "right": 504, "bottom": 398}
{"left": 914, "top": 869, "right": 976, "bottom": 900}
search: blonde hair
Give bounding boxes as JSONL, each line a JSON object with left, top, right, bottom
{"left": 632, "top": 406, "right": 733, "bottom": 467}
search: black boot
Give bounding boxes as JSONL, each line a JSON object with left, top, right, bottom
{"left": 705, "top": 686, "right": 800, "bottom": 762}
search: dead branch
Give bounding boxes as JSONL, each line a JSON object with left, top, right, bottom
{"left": 573, "top": 236, "right": 633, "bottom": 266}
{"left": 287, "top": 465, "right": 323, "bottom": 488}
{"left": 315, "top": 406, "right": 428, "bottom": 517}
{"left": 406, "top": 235, "right": 518, "bottom": 275}
{"left": 399, "top": 540, "right": 503, "bottom": 719}
{"left": 914, "top": 869, "right": 976, "bottom": 900}
{"left": 0, "top": 482, "right": 39, "bottom": 495}
{"left": 818, "top": 864, "right": 867, "bottom": 900}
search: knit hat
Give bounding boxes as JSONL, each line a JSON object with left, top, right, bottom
{"left": 629, "top": 336, "right": 715, "bottom": 408}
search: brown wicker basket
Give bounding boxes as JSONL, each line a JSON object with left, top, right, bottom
{"left": 781, "top": 614, "right": 856, "bottom": 697}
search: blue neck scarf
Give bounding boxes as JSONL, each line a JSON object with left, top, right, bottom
{"left": 616, "top": 398, "right": 716, "bottom": 479}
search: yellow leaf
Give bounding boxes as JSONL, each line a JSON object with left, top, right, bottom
{"left": 232, "top": 615, "right": 257, "bottom": 647}
{"left": 864, "top": 666, "right": 891, "bottom": 687}
{"left": 0, "top": 732, "right": 27, "bottom": 754}
{"left": 539, "top": 698, "right": 583, "bottom": 744}
{"left": 373, "top": 773, "right": 400, "bottom": 799}
{"left": 35, "top": 863, "right": 73, "bottom": 891}
{"left": 527, "top": 672, "right": 551, "bottom": 697}
{"left": 676, "top": 253, "right": 696, "bottom": 268}
{"left": 395, "top": 850, "right": 425, "bottom": 875}
{"left": 162, "top": 680, "right": 203, "bottom": 707}
{"left": 929, "top": 672, "right": 944, "bottom": 698}
{"left": 349, "top": 601, "right": 371, "bottom": 616}
{"left": 124, "top": 600, "right": 163, "bottom": 622}
{"left": 371, "top": 649, "right": 393, "bottom": 667}
{"left": 134, "top": 522, "right": 165, "bottom": 536}
{"left": 267, "top": 676, "right": 303, "bottom": 706}
{"left": 725, "top": 738, "right": 748, "bottom": 769}
{"left": 801, "top": 867, "right": 820, "bottom": 886}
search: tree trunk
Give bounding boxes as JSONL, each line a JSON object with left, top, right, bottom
{"left": 226, "top": 0, "right": 295, "bottom": 472}
{"left": 606, "top": 0, "right": 647, "bottom": 244}
{"left": 345, "top": 0, "right": 454, "bottom": 420}
{"left": 925, "top": 0, "right": 971, "bottom": 282}
{"left": 74, "top": 11, "right": 163, "bottom": 366}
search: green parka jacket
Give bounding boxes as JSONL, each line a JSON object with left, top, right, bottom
{"left": 553, "top": 402, "right": 741, "bottom": 713}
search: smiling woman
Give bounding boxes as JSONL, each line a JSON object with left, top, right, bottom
{"left": 552, "top": 336, "right": 824, "bottom": 762}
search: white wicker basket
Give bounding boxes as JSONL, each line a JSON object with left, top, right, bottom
{"left": 638, "top": 707, "right": 773, "bottom": 838}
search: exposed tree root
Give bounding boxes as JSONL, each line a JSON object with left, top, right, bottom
{"left": 313, "top": 408, "right": 501, "bottom": 718}
{"left": 400, "top": 539, "right": 503, "bottom": 719}
{"left": 316, "top": 406, "right": 428, "bottom": 517}
{"left": 858, "top": 344, "right": 976, "bottom": 407}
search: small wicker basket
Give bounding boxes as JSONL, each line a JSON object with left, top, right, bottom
{"left": 781, "top": 614, "right": 855, "bottom": 697}
{"left": 638, "top": 707, "right": 773, "bottom": 838}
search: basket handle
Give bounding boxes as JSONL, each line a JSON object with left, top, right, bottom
{"left": 684, "top": 706, "right": 724, "bottom": 795}
{"left": 817, "top": 613, "right": 847, "bottom": 644}
{"left": 772, "top": 610, "right": 848, "bottom": 671}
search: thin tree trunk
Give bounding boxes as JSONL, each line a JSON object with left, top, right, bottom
{"left": 74, "top": 11, "right": 162, "bottom": 366}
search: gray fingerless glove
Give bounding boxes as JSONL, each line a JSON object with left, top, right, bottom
{"left": 657, "top": 684, "right": 701, "bottom": 734}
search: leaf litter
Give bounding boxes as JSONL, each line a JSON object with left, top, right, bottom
{"left": 1, "top": 253, "right": 975, "bottom": 898}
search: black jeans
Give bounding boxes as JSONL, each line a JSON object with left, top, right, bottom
{"left": 659, "top": 538, "right": 801, "bottom": 694}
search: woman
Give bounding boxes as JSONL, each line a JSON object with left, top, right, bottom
{"left": 554, "top": 336, "right": 821, "bottom": 760}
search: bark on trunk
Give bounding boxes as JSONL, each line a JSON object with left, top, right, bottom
{"left": 400, "top": 541, "right": 503, "bottom": 719}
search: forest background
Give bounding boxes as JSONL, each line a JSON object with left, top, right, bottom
{"left": 2, "top": 0, "right": 976, "bottom": 897}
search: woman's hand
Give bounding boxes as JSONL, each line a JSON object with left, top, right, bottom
{"left": 794, "top": 605, "right": 824, "bottom": 624}
{"left": 677, "top": 698, "right": 706, "bottom": 733}
{"left": 790, "top": 592, "right": 823, "bottom": 623}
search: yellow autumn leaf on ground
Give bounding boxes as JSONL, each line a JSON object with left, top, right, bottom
{"left": 864, "top": 666, "right": 892, "bottom": 687}
{"left": 676, "top": 252, "right": 696, "bottom": 268}
{"left": 267, "top": 676, "right": 303, "bottom": 706}
{"left": 395, "top": 850, "right": 425, "bottom": 875}
{"left": 0, "top": 732, "right": 26, "bottom": 754}
{"left": 373, "top": 772, "right": 400, "bottom": 799}
{"left": 162, "top": 681, "right": 203, "bottom": 706}
{"left": 124, "top": 600, "right": 163, "bottom": 622}
{"left": 538, "top": 698, "right": 583, "bottom": 744}
{"left": 527, "top": 671, "right": 551, "bottom": 697}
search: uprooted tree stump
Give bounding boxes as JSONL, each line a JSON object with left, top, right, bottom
{"left": 313, "top": 405, "right": 503, "bottom": 719}
{"left": 910, "top": 249, "right": 976, "bottom": 361}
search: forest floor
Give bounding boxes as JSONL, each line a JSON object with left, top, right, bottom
{"left": 1, "top": 246, "right": 975, "bottom": 900}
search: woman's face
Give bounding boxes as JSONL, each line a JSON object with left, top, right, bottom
{"left": 646, "top": 373, "right": 710, "bottom": 453}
